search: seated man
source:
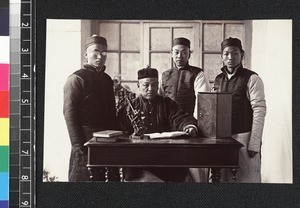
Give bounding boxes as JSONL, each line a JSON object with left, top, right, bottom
{"left": 118, "top": 66, "right": 198, "bottom": 182}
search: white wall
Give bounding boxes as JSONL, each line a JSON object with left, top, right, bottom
{"left": 251, "top": 20, "right": 292, "bottom": 183}
{"left": 44, "top": 20, "right": 82, "bottom": 181}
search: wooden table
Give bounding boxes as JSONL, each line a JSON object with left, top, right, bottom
{"left": 84, "top": 136, "right": 243, "bottom": 183}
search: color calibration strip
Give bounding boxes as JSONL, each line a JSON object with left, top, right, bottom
{"left": 9, "top": 0, "right": 34, "bottom": 207}
{"left": 9, "top": 0, "right": 21, "bottom": 207}
{"left": 0, "top": 0, "right": 10, "bottom": 208}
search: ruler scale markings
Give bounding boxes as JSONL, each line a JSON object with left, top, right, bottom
{"left": 9, "top": 1, "right": 34, "bottom": 207}
{"left": 20, "top": 1, "right": 33, "bottom": 207}
{"left": 9, "top": 1, "right": 21, "bottom": 207}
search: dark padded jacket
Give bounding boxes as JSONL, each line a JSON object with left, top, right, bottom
{"left": 214, "top": 66, "right": 257, "bottom": 134}
{"left": 63, "top": 64, "right": 118, "bottom": 150}
{"left": 160, "top": 64, "right": 203, "bottom": 116}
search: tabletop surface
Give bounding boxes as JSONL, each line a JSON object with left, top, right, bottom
{"left": 84, "top": 135, "right": 243, "bottom": 148}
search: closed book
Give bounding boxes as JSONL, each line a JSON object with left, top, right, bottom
{"left": 93, "top": 130, "right": 123, "bottom": 138}
{"left": 95, "top": 137, "right": 119, "bottom": 142}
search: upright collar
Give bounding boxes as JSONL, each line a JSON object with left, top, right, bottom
{"left": 83, "top": 64, "right": 106, "bottom": 73}
{"left": 175, "top": 63, "right": 190, "bottom": 70}
{"left": 139, "top": 94, "right": 160, "bottom": 103}
{"left": 221, "top": 64, "right": 243, "bottom": 78}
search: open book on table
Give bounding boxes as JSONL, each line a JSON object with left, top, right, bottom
{"left": 144, "top": 131, "right": 187, "bottom": 139}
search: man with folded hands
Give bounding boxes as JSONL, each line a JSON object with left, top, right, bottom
{"left": 118, "top": 66, "right": 198, "bottom": 182}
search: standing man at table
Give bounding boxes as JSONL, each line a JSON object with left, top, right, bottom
{"left": 214, "top": 37, "right": 266, "bottom": 183}
{"left": 159, "top": 37, "right": 210, "bottom": 182}
{"left": 63, "top": 35, "right": 119, "bottom": 181}
{"left": 118, "top": 66, "right": 198, "bottom": 182}
{"left": 159, "top": 37, "right": 210, "bottom": 118}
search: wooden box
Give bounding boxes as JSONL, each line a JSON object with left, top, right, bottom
{"left": 197, "top": 92, "right": 232, "bottom": 138}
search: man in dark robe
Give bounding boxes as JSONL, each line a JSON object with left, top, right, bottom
{"left": 119, "top": 67, "right": 198, "bottom": 182}
{"left": 64, "top": 35, "right": 119, "bottom": 181}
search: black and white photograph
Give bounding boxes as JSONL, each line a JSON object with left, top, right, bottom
{"left": 43, "top": 19, "right": 292, "bottom": 183}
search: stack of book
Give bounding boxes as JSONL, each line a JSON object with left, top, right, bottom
{"left": 93, "top": 130, "right": 124, "bottom": 142}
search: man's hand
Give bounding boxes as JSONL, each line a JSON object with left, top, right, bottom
{"left": 247, "top": 150, "right": 258, "bottom": 158}
{"left": 183, "top": 125, "right": 197, "bottom": 137}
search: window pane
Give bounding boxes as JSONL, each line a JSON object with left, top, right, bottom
{"left": 150, "top": 53, "right": 171, "bottom": 78}
{"left": 203, "top": 24, "right": 222, "bottom": 51}
{"left": 150, "top": 28, "right": 171, "bottom": 51}
{"left": 121, "top": 23, "right": 140, "bottom": 51}
{"left": 121, "top": 82, "right": 139, "bottom": 95}
{"left": 203, "top": 54, "right": 223, "bottom": 82}
{"left": 173, "top": 27, "right": 194, "bottom": 50}
{"left": 121, "top": 53, "right": 141, "bottom": 80}
{"left": 99, "top": 23, "right": 119, "bottom": 50}
{"left": 225, "top": 24, "right": 245, "bottom": 44}
{"left": 105, "top": 53, "right": 119, "bottom": 78}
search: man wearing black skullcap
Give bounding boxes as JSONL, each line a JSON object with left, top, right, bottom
{"left": 214, "top": 37, "right": 266, "bottom": 183}
{"left": 63, "top": 35, "right": 119, "bottom": 181}
{"left": 159, "top": 37, "right": 210, "bottom": 182}
{"left": 118, "top": 66, "right": 198, "bottom": 182}
{"left": 160, "top": 37, "right": 210, "bottom": 118}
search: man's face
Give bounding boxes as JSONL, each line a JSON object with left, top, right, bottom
{"left": 171, "top": 45, "right": 191, "bottom": 68}
{"left": 138, "top": 77, "right": 159, "bottom": 100}
{"left": 221, "top": 46, "right": 243, "bottom": 69}
{"left": 85, "top": 44, "right": 107, "bottom": 69}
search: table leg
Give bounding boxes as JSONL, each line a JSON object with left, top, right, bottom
{"left": 119, "top": 168, "right": 124, "bottom": 182}
{"left": 105, "top": 167, "right": 121, "bottom": 182}
{"left": 230, "top": 168, "right": 238, "bottom": 180}
{"left": 88, "top": 167, "right": 106, "bottom": 181}
{"left": 211, "top": 168, "right": 221, "bottom": 183}
{"left": 88, "top": 167, "right": 97, "bottom": 181}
